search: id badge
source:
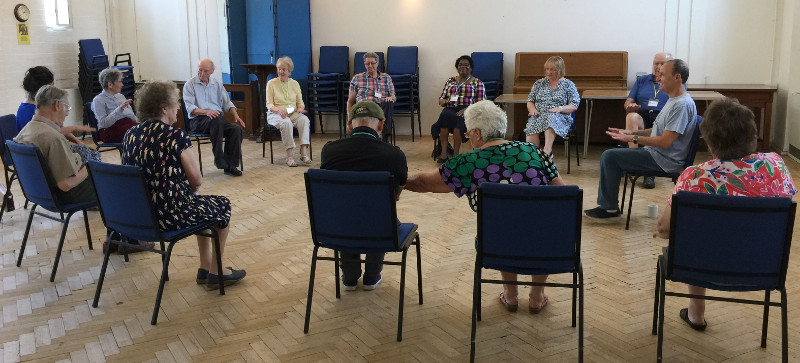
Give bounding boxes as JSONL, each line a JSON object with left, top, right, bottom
{"left": 286, "top": 106, "right": 295, "bottom": 114}
{"left": 450, "top": 95, "right": 459, "bottom": 102}
{"left": 374, "top": 91, "right": 382, "bottom": 98}
{"left": 648, "top": 98, "right": 659, "bottom": 107}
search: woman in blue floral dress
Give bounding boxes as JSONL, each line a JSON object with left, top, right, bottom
{"left": 525, "top": 56, "right": 580, "bottom": 156}
{"left": 407, "top": 100, "right": 567, "bottom": 314}
{"left": 122, "top": 81, "right": 245, "bottom": 288}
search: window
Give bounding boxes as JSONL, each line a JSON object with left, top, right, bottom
{"left": 45, "top": 0, "right": 72, "bottom": 30}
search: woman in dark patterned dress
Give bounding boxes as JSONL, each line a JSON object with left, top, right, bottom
{"left": 407, "top": 100, "right": 566, "bottom": 314}
{"left": 122, "top": 80, "right": 245, "bottom": 288}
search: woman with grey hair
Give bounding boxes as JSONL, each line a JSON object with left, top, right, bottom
{"left": 406, "top": 99, "right": 566, "bottom": 313}
{"left": 92, "top": 67, "right": 138, "bottom": 142}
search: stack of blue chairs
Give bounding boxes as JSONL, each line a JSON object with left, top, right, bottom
{"left": 78, "top": 39, "right": 135, "bottom": 105}
{"left": 386, "top": 46, "right": 421, "bottom": 142}
{"left": 471, "top": 52, "right": 504, "bottom": 100}
{"left": 306, "top": 46, "right": 349, "bottom": 138}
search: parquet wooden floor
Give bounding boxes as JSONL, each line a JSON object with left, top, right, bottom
{"left": 1, "top": 134, "right": 798, "bottom": 362}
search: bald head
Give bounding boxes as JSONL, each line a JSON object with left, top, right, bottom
{"left": 197, "top": 59, "right": 215, "bottom": 84}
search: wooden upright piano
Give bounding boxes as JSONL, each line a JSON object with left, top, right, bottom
{"left": 510, "top": 52, "right": 628, "bottom": 141}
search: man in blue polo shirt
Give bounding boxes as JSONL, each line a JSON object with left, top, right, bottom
{"left": 623, "top": 52, "right": 672, "bottom": 188}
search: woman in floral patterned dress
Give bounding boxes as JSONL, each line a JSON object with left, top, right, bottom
{"left": 655, "top": 97, "right": 796, "bottom": 331}
{"left": 407, "top": 100, "right": 567, "bottom": 314}
{"left": 525, "top": 56, "right": 580, "bottom": 156}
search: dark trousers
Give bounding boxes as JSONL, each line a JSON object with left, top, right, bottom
{"left": 193, "top": 115, "right": 243, "bottom": 168}
{"left": 340, "top": 253, "right": 385, "bottom": 283}
{"left": 636, "top": 109, "right": 660, "bottom": 129}
{"left": 56, "top": 177, "right": 97, "bottom": 205}
{"left": 380, "top": 102, "right": 394, "bottom": 137}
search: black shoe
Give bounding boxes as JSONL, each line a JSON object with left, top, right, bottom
{"left": 680, "top": 308, "right": 707, "bottom": 331}
{"left": 214, "top": 157, "right": 229, "bottom": 170}
{"left": 206, "top": 268, "right": 246, "bottom": 289}
{"left": 642, "top": 176, "right": 656, "bottom": 189}
{"left": 196, "top": 268, "right": 208, "bottom": 284}
{"left": 224, "top": 167, "right": 242, "bottom": 176}
{"left": 584, "top": 207, "right": 621, "bottom": 219}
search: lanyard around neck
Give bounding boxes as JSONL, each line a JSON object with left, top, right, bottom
{"left": 653, "top": 83, "right": 661, "bottom": 98}
{"left": 280, "top": 80, "right": 290, "bottom": 102}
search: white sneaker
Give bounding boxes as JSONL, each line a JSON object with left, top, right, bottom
{"left": 362, "top": 276, "right": 382, "bottom": 291}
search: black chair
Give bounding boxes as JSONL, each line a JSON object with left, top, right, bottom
{"left": 471, "top": 52, "right": 504, "bottom": 101}
{"left": 620, "top": 115, "right": 702, "bottom": 229}
{"left": 87, "top": 161, "right": 226, "bottom": 325}
{"left": 5, "top": 141, "right": 96, "bottom": 282}
{"left": 387, "top": 46, "right": 421, "bottom": 142}
{"left": 306, "top": 46, "right": 349, "bottom": 137}
{"left": 84, "top": 102, "right": 123, "bottom": 156}
{"left": 471, "top": 183, "right": 584, "bottom": 362}
{"left": 0, "top": 114, "right": 20, "bottom": 220}
{"left": 563, "top": 111, "right": 581, "bottom": 174}
{"left": 180, "top": 100, "right": 243, "bottom": 175}
{"left": 652, "top": 191, "right": 795, "bottom": 362}
{"left": 303, "top": 169, "right": 422, "bottom": 341}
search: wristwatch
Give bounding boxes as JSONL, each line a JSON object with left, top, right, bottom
{"left": 559, "top": 106, "right": 563, "bottom": 113}
{"left": 632, "top": 135, "right": 639, "bottom": 144}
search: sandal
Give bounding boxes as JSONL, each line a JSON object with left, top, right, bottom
{"left": 300, "top": 156, "right": 312, "bottom": 164}
{"left": 529, "top": 295, "right": 549, "bottom": 314}
{"left": 499, "top": 292, "right": 518, "bottom": 312}
{"left": 286, "top": 158, "right": 297, "bottom": 167}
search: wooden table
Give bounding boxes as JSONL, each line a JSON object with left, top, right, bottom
{"left": 582, "top": 90, "right": 725, "bottom": 157}
{"left": 687, "top": 84, "right": 777, "bottom": 151}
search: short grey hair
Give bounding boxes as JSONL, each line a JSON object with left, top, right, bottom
{"left": 99, "top": 68, "right": 122, "bottom": 90}
{"left": 363, "top": 52, "right": 379, "bottom": 62}
{"left": 350, "top": 116, "right": 380, "bottom": 126}
{"left": 35, "top": 85, "right": 67, "bottom": 109}
{"left": 464, "top": 100, "right": 507, "bottom": 142}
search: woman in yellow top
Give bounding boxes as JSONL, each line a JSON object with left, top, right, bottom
{"left": 266, "top": 56, "right": 311, "bottom": 167}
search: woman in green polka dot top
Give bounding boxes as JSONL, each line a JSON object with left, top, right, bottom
{"left": 406, "top": 99, "right": 567, "bottom": 314}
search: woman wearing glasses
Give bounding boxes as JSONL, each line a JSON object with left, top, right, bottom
{"left": 432, "top": 55, "right": 485, "bottom": 163}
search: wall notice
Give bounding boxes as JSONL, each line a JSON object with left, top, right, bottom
{"left": 18, "top": 23, "right": 30, "bottom": 44}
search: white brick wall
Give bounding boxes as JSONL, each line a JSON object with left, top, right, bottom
{"left": 0, "top": 0, "right": 110, "bottom": 126}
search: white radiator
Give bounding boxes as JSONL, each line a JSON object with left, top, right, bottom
{"left": 789, "top": 92, "right": 800, "bottom": 162}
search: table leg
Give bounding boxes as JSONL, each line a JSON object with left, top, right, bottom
{"left": 583, "top": 100, "right": 593, "bottom": 158}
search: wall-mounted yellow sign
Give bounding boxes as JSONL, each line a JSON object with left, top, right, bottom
{"left": 18, "top": 23, "right": 30, "bottom": 44}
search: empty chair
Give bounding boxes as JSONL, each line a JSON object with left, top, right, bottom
{"left": 386, "top": 46, "right": 421, "bottom": 141}
{"left": 306, "top": 46, "right": 349, "bottom": 137}
{"left": 471, "top": 52, "right": 504, "bottom": 100}
{"left": 303, "top": 169, "right": 423, "bottom": 342}
{"left": 5, "top": 141, "right": 95, "bottom": 282}
{"left": 652, "top": 192, "right": 795, "bottom": 362}
{"left": 471, "top": 183, "right": 584, "bottom": 362}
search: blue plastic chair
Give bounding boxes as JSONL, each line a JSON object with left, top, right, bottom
{"left": 180, "top": 100, "right": 243, "bottom": 174}
{"left": 387, "top": 46, "right": 421, "bottom": 141}
{"left": 85, "top": 102, "right": 123, "bottom": 156}
{"left": 652, "top": 191, "right": 795, "bottom": 362}
{"left": 307, "top": 46, "right": 349, "bottom": 137}
{"left": 471, "top": 52, "right": 504, "bottom": 100}
{"left": 302, "top": 169, "right": 422, "bottom": 342}
{"left": 5, "top": 141, "right": 96, "bottom": 282}
{"left": 0, "top": 114, "right": 20, "bottom": 220}
{"left": 472, "top": 183, "right": 584, "bottom": 362}
{"left": 87, "top": 161, "right": 226, "bottom": 325}
{"left": 620, "top": 115, "right": 703, "bottom": 229}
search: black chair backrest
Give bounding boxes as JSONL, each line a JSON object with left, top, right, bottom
{"left": 318, "top": 46, "right": 349, "bottom": 74}
{"left": 0, "top": 114, "right": 17, "bottom": 166}
{"left": 477, "top": 183, "right": 583, "bottom": 275}
{"left": 304, "top": 169, "right": 400, "bottom": 252}
{"left": 386, "top": 46, "right": 419, "bottom": 76}
{"left": 668, "top": 191, "right": 796, "bottom": 290}
{"left": 87, "top": 161, "right": 163, "bottom": 242}
{"left": 84, "top": 102, "right": 105, "bottom": 144}
{"left": 681, "top": 115, "right": 703, "bottom": 170}
{"left": 471, "top": 52, "right": 503, "bottom": 83}
{"left": 5, "top": 141, "right": 61, "bottom": 211}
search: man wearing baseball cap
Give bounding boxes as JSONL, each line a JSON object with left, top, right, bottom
{"left": 320, "top": 101, "right": 408, "bottom": 291}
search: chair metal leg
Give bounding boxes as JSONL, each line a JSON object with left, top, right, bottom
{"left": 566, "top": 138, "right": 571, "bottom": 174}
{"left": 571, "top": 271, "right": 577, "bottom": 327}
{"left": 196, "top": 138, "right": 204, "bottom": 176}
{"left": 304, "top": 245, "right": 319, "bottom": 334}
{"left": 762, "top": 290, "right": 770, "bottom": 347}
{"left": 92, "top": 238, "right": 114, "bottom": 308}
{"left": 415, "top": 235, "right": 423, "bottom": 304}
{"left": 625, "top": 176, "right": 639, "bottom": 230}
{"left": 578, "top": 266, "right": 584, "bottom": 363}
{"left": 17, "top": 204, "right": 37, "bottom": 267}
{"left": 160, "top": 241, "right": 168, "bottom": 281}
{"left": 470, "top": 258, "right": 481, "bottom": 362}
{"left": 212, "top": 231, "right": 225, "bottom": 296}
{"left": 652, "top": 259, "right": 662, "bottom": 335}
{"left": 83, "top": 210, "right": 93, "bottom": 250}
{"left": 50, "top": 211, "right": 77, "bottom": 282}
{"left": 397, "top": 248, "right": 408, "bottom": 342}
{"left": 781, "top": 288, "right": 788, "bottom": 363}
{"left": 656, "top": 270, "right": 666, "bottom": 362}
{"left": 334, "top": 250, "right": 341, "bottom": 299}
{"left": 151, "top": 242, "right": 177, "bottom": 325}
{"left": 620, "top": 174, "right": 630, "bottom": 213}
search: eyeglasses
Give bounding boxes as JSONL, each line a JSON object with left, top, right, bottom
{"left": 457, "top": 63, "right": 471, "bottom": 68}
{"left": 60, "top": 101, "right": 71, "bottom": 112}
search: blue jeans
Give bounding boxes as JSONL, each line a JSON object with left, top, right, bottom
{"left": 597, "top": 148, "right": 665, "bottom": 210}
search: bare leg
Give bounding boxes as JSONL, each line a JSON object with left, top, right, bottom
{"left": 196, "top": 225, "right": 229, "bottom": 274}
{"left": 543, "top": 128, "right": 556, "bottom": 155}
{"left": 687, "top": 284, "right": 706, "bottom": 324}
{"left": 439, "top": 128, "right": 450, "bottom": 157}
{"left": 625, "top": 113, "right": 645, "bottom": 148}
{"left": 453, "top": 128, "right": 463, "bottom": 155}
{"left": 529, "top": 275, "right": 549, "bottom": 308}
{"left": 526, "top": 133, "right": 541, "bottom": 147}
{"left": 500, "top": 271, "right": 519, "bottom": 304}
{"left": 285, "top": 147, "right": 294, "bottom": 160}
